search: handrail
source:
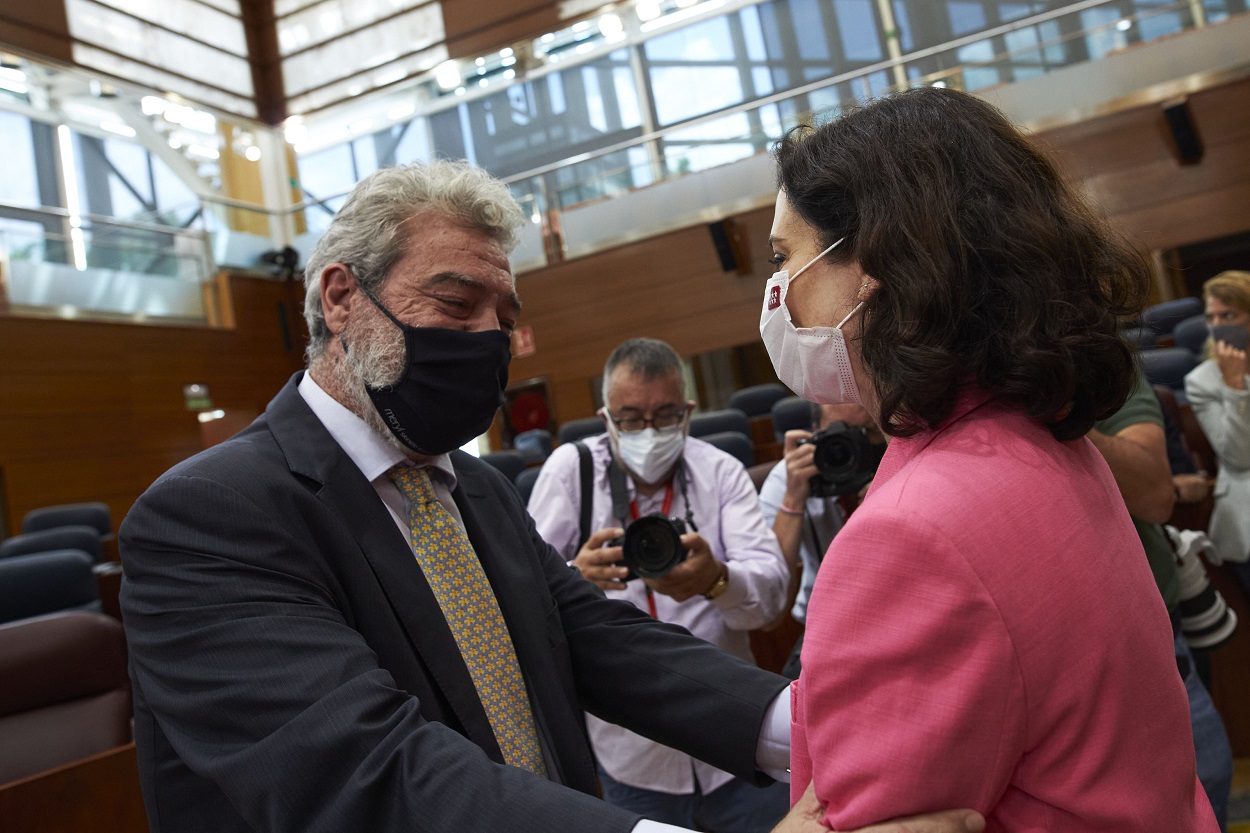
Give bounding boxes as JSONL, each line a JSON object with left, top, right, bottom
{"left": 0, "top": 198, "right": 212, "bottom": 240}
{"left": 501, "top": 0, "right": 1121, "bottom": 185}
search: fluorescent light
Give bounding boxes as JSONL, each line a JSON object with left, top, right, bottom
{"left": 1116, "top": 18, "right": 1132, "bottom": 31}
{"left": 640, "top": 0, "right": 724, "bottom": 32}
{"left": 636, "top": 0, "right": 662, "bottom": 21}
{"left": 99, "top": 121, "right": 137, "bottom": 138}
{"left": 55, "top": 125, "right": 87, "bottom": 269}
{"left": 140, "top": 95, "right": 167, "bottom": 115}
{"left": 186, "top": 144, "right": 220, "bottom": 160}
{"left": 197, "top": 409, "right": 226, "bottom": 423}
{"left": 436, "top": 60, "right": 460, "bottom": 90}
{"left": 0, "top": 66, "right": 25, "bottom": 83}
{"left": 598, "top": 13, "right": 624, "bottom": 39}
{"left": 500, "top": 47, "right": 514, "bottom": 57}
{"left": 244, "top": 145, "right": 262, "bottom": 161}
{"left": 283, "top": 118, "right": 308, "bottom": 145}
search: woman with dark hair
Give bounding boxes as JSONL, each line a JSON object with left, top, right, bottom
{"left": 761, "top": 87, "right": 1216, "bottom": 831}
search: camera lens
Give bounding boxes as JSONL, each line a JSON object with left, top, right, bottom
{"left": 622, "top": 516, "right": 688, "bottom": 579}
{"left": 814, "top": 434, "right": 856, "bottom": 475}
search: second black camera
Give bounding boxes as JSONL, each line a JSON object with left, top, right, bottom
{"left": 799, "top": 421, "right": 885, "bottom": 498}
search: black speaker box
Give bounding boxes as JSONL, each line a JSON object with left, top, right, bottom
{"left": 707, "top": 219, "right": 748, "bottom": 274}
{"left": 1162, "top": 99, "right": 1203, "bottom": 165}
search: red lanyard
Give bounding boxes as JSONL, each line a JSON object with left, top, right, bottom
{"left": 629, "top": 481, "right": 674, "bottom": 619}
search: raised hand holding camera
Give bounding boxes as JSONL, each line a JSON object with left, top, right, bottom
{"left": 571, "top": 526, "right": 629, "bottom": 591}
{"left": 644, "top": 533, "right": 722, "bottom": 602}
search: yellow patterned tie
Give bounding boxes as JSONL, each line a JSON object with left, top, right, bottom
{"left": 388, "top": 465, "right": 547, "bottom": 777}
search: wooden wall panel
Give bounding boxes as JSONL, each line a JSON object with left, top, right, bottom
{"left": 440, "top": 0, "right": 561, "bottom": 62}
{"left": 510, "top": 207, "right": 776, "bottom": 424}
{"left": 0, "top": 2, "right": 73, "bottom": 64}
{"left": 0, "top": 276, "right": 307, "bottom": 535}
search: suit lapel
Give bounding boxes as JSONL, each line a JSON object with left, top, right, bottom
{"left": 267, "top": 376, "right": 503, "bottom": 763}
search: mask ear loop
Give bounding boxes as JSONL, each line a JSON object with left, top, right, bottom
{"left": 789, "top": 237, "right": 846, "bottom": 285}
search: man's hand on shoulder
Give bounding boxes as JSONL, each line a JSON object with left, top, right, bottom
{"left": 644, "top": 535, "right": 721, "bottom": 602}
{"left": 773, "top": 784, "right": 985, "bottom": 833}
{"left": 572, "top": 527, "right": 629, "bottom": 591}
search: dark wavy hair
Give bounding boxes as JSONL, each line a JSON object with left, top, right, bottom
{"left": 774, "top": 87, "right": 1149, "bottom": 441}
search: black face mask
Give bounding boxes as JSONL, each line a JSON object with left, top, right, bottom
{"left": 348, "top": 292, "right": 511, "bottom": 456}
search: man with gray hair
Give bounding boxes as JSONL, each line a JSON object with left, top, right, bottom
{"left": 119, "top": 161, "right": 984, "bottom": 833}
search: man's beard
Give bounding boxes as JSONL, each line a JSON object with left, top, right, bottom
{"left": 331, "top": 304, "right": 411, "bottom": 452}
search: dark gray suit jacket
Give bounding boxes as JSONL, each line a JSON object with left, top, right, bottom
{"left": 120, "top": 374, "right": 786, "bottom": 833}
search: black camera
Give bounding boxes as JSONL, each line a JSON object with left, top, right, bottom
{"left": 799, "top": 421, "right": 885, "bottom": 498}
{"left": 607, "top": 515, "right": 689, "bottom": 580}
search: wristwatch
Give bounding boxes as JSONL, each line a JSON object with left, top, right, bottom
{"left": 702, "top": 563, "right": 730, "bottom": 600}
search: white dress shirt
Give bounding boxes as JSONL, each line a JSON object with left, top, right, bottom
{"left": 527, "top": 434, "right": 789, "bottom": 797}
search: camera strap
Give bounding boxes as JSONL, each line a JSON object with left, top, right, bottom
{"left": 574, "top": 441, "right": 594, "bottom": 549}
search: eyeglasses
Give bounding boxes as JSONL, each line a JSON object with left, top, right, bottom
{"left": 605, "top": 407, "right": 688, "bottom": 434}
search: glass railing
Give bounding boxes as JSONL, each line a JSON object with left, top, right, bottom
{"left": 0, "top": 204, "right": 215, "bottom": 324}
{"left": 0, "top": 0, "right": 1237, "bottom": 324}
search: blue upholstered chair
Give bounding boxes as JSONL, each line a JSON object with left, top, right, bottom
{"left": 513, "top": 429, "right": 554, "bottom": 464}
{"left": 21, "top": 502, "right": 112, "bottom": 538}
{"left": 514, "top": 467, "right": 543, "bottom": 505}
{"left": 0, "top": 551, "right": 101, "bottom": 626}
{"left": 1123, "top": 326, "right": 1158, "bottom": 349}
{"left": 770, "top": 396, "right": 814, "bottom": 443}
{"left": 727, "top": 384, "right": 791, "bottom": 418}
{"left": 688, "top": 408, "right": 751, "bottom": 440}
{"left": 1141, "top": 297, "right": 1204, "bottom": 336}
{"left": 0, "top": 526, "right": 104, "bottom": 565}
{"left": 557, "top": 417, "right": 605, "bottom": 445}
{"left": 1172, "top": 314, "right": 1209, "bottom": 355}
{"left": 481, "top": 450, "right": 527, "bottom": 483}
{"left": 1139, "top": 347, "right": 1200, "bottom": 405}
{"left": 698, "top": 431, "right": 756, "bottom": 468}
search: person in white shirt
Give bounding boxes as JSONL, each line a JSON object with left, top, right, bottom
{"left": 529, "top": 338, "right": 790, "bottom": 832}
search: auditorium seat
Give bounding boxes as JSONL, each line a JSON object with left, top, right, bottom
{"left": 1139, "top": 346, "right": 1199, "bottom": 405}
{"left": 0, "top": 611, "right": 131, "bottom": 785}
{"left": 1142, "top": 297, "right": 1204, "bottom": 336}
{"left": 1172, "top": 314, "right": 1209, "bottom": 355}
{"left": 0, "top": 552, "right": 101, "bottom": 626}
{"left": 513, "top": 429, "right": 554, "bottom": 464}
{"left": 698, "top": 431, "right": 755, "bottom": 468}
{"left": 727, "top": 383, "right": 790, "bottom": 418}
{"left": 0, "top": 526, "right": 104, "bottom": 565}
{"left": 481, "top": 450, "right": 527, "bottom": 483}
{"left": 770, "top": 396, "right": 813, "bottom": 443}
{"left": 557, "top": 417, "right": 605, "bottom": 444}
{"left": 688, "top": 408, "right": 750, "bottom": 439}
{"left": 515, "top": 467, "right": 542, "bottom": 505}
{"left": 1123, "top": 325, "right": 1158, "bottom": 349}
{"left": 21, "top": 502, "right": 112, "bottom": 539}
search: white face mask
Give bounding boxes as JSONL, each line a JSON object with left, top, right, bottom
{"left": 759, "top": 237, "right": 864, "bottom": 406}
{"left": 603, "top": 408, "right": 688, "bottom": 485}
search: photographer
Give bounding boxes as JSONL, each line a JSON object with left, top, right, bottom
{"left": 527, "top": 338, "right": 789, "bottom": 833}
{"left": 758, "top": 403, "right": 885, "bottom": 676}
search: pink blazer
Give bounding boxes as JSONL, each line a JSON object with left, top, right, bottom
{"left": 791, "top": 392, "right": 1216, "bottom": 832}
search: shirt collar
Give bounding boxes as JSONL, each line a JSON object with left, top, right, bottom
{"left": 298, "top": 372, "right": 457, "bottom": 489}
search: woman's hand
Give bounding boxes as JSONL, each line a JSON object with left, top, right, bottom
{"left": 771, "top": 783, "right": 986, "bottom": 833}
{"left": 1213, "top": 338, "right": 1248, "bottom": 390}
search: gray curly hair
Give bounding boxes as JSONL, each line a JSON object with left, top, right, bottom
{"left": 302, "top": 160, "right": 527, "bottom": 361}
